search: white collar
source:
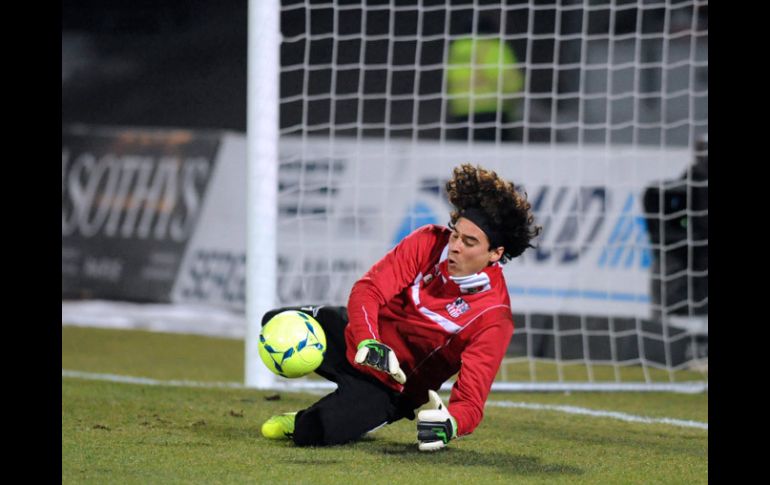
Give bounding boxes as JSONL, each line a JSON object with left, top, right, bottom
{"left": 449, "top": 272, "right": 491, "bottom": 293}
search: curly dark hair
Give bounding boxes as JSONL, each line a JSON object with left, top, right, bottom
{"left": 446, "top": 163, "right": 542, "bottom": 263}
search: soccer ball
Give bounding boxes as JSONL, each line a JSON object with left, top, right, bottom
{"left": 258, "top": 310, "right": 326, "bottom": 378}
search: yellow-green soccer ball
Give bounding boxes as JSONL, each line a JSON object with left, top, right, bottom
{"left": 258, "top": 310, "right": 327, "bottom": 378}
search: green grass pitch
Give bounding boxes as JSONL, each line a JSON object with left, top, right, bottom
{"left": 62, "top": 326, "right": 707, "bottom": 484}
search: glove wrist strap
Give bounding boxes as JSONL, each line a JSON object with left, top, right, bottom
{"left": 357, "top": 339, "right": 379, "bottom": 349}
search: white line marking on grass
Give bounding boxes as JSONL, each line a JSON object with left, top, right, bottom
{"left": 63, "top": 370, "right": 707, "bottom": 430}
{"left": 61, "top": 369, "right": 330, "bottom": 395}
{"left": 62, "top": 370, "right": 245, "bottom": 389}
{"left": 486, "top": 400, "right": 708, "bottom": 430}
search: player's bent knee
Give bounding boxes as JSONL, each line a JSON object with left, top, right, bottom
{"left": 292, "top": 409, "right": 326, "bottom": 447}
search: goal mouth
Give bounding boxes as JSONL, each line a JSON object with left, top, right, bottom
{"left": 242, "top": 1, "right": 708, "bottom": 391}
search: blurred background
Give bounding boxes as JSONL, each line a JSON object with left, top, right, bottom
{"left": 63, "top": 0, "right": 707, "bottom": 145}
{"left": 62, "top": 0, "right": 248, "bottom": 132}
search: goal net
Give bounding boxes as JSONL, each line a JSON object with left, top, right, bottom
{"left": 247, "top": 0, "right": 708, "bottom": 392}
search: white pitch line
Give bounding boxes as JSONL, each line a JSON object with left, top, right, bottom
{"left": 62, "top": 370, "right": 707, "bottom": 430}
{"left": 61, "top": 369, "right": 330, "bottom": 395}
{"left": 486, "top": 400, "right": 708, "bottom": 430}
{"left": 62, "top": 370, "right": 245, "bottom": 389}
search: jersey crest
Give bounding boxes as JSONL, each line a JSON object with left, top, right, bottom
{"left": 446, "top": 297, "right": 470, "bottom": 318}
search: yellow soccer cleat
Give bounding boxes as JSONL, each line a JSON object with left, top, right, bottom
{"left": 261, "top": 412, "right": 297, "bottom": 439}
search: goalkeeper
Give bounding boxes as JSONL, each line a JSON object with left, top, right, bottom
{"left": 261, "top": 164, "right": 541, "bottom": 450}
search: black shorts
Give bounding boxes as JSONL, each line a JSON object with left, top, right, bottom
{"left": 262, "top": 305, "right": 414, "bottom": 446}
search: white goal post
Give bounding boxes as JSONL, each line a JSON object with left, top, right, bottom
{"left": 245, "top": 0, "right": 280, "bottom": 389}
{"left": 246, "top": 0, "right": 708, "bottom": 392}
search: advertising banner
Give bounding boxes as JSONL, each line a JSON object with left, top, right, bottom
{"left": 172, "top": 135, "right": 693, "bottom": 320}
{"left": 62, "top": 126, "right": 220, "bottom": 301}
{"left": 171, "top": 135, "right": 248, "bottom": 309}
{"left": 277, "top": 138, "right": 692, "bottom": 319}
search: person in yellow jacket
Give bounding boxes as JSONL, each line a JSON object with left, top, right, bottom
{"left": 446, "top": 17, "right": 524, "bottom": 142}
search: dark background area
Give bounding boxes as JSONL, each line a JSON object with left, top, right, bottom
{"left": 62, "top": 0, "right": 707, "bottom": 144}
{"left": 62, "top": 0, "right": 248, "bottom": 132}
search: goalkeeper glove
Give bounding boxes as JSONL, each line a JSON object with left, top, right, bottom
{"left": 417, "top": 390, "right": 457, "bottom": 451}
{"left": 354, "top": 339, "right": 407, "bottom": 384}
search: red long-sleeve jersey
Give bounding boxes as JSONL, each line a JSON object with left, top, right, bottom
{"left": 344, "top": 224, "right": 514, "bottom": 436}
